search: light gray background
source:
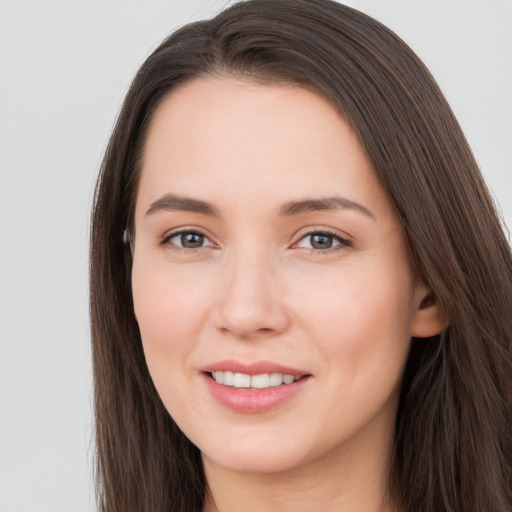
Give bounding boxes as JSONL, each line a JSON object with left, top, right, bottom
{"left": 0, "top": 1, "right": 510, "bottom": 511}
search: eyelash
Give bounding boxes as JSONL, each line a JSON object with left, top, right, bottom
{"left": 160, "top": 229, "right": 217, "bottom": 253}
{"left": 293, "top": 229, "right": 352, "bottom": 253}
{"left": 160, "top": 228, "right": 352, "bottom": 254}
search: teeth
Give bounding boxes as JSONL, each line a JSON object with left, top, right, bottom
{"left": 223, "top": 371, "right": 234, "bottom": 386}
{"left": 269, "top": 373, "right": 283, "bottom": 386}
{"left": 234, "top": 373, "right": 251, "bottom": 388}
{"left": 211, "top": 371, "right": 297, "bottom": 389}
{"left": 282, "top": 374, "right": 295, "bottom": 385}
{"left": 251, "top": 373, "right": 270, "bottom": 389}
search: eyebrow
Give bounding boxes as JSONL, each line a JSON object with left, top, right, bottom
{"left": 279, "top": 196, "right": 375, "bottom": 219}
{"left": 145, "top": 193, "right": 374, "bottom": 220}
{"left": 145, "top": 193, "right": 220, "bottom": 217}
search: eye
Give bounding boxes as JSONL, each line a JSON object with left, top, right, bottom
{"left": 294, "top": 231, "right": 351, "bottom": 251}
{"left": 163, "top": 230, "right": 216, "bottom": 250}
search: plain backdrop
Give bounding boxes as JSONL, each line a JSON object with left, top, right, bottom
{"left": 0, "top": 1, "right": 510, "bottom": 511}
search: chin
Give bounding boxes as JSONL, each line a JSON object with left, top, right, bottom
{"left": 196, "top": 423, "right": 331, "bottom": 475}
{"left": 202, "top": 443, "right": 308, "bottom": 475}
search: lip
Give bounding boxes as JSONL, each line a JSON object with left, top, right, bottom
{"left": 201, "top": 359, "right": 312, "bottom": 413}
{"left": 202, "top": 359, "right": 309, "bottom": 377}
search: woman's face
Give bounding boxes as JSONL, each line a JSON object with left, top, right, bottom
{"left": 131, "top": 77, "right": 433, "bottom": 475}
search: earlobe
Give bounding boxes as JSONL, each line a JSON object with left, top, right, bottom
{"left": 411, "top": 284, "right": 448, "bottom": 338}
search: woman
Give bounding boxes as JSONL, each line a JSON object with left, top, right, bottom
{"left": 89, "top": 1, "right": 512, "bottom": 510}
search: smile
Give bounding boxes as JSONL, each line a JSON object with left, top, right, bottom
{"left": 210, "top": 371, "right": 297, "bottom": 389}
{"left": 202, "top": 361, "right": 311, "bottom": 413}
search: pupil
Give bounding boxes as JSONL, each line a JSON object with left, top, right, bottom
{"left": 311, "top": 234, "right": 332, "bottom": 249}
{"left": 182, "top": 233, "right": 204, "bottom": 248}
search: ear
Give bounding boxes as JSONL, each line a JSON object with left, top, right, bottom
{"left": 411, "top": 282, "right": 448, "bottom": 338}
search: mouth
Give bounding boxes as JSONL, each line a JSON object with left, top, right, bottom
{"left": 201, "top": 360, "right": 312, "bottom": 413}
{"left": 208, "top": 370, "right": 305, "bottom": 389}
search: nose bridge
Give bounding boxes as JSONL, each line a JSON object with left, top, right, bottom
{"left": 215, "top": 242, "right": 288, "bottom": 338}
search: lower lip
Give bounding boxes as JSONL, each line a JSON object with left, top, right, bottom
{"left": 203, "top": 374, "right": 311, "bottom": 413}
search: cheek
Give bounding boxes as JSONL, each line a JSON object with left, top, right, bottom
{"left": 287, "top": 263, "right": 415, "bottom": 437}
{"left": 131, "top": 263, "right": 217, "bottom": 428}
{"left": 131, "top": 263, "right": 212, "bottom": 377}
{"left": 294, "top": 259, "right": 413, "bottom": 327}
{"left": 289, "top": 259, "right": 416, "bottom": 376}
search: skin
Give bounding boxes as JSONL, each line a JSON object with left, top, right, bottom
{"left": 131, "top": 77, "right": 444, "bottom": 512}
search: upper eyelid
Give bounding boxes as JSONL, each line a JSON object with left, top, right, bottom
{"left": 170, "top": 231, "right": 215, "bottom": 244}
{"left": 162, "top": 227, "right": 216, "bottom": 243}
{"left": 292, "top": 226, "right": 352, "bottom": 243}
{"left": 298, "top": 229, "right": 348, "bottom": 239}
{"left": 293, "top": 231, "right": 351, "bottom": 248}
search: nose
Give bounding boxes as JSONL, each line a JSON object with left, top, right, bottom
{"left": 213, "top": 249, "right": 290, "bottom": 340}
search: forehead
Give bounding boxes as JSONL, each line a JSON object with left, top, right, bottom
{"left": 135, "top": 76, "right": 393, "bottom": 222}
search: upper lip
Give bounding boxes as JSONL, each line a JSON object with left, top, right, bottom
{"left": 202, "top": 360, "right": 310, "bottom": 377}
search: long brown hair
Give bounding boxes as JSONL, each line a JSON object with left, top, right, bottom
{"left": 90, "top": 1, "right": 512, "bottom": 510}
